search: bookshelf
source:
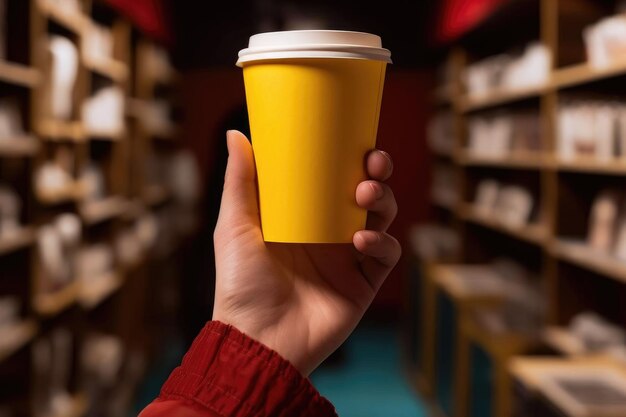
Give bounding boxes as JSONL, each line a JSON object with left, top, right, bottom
{"left": 0, "top": 0, "right": 187, "bottom": 415}
{"left": 414, "top": 0, "right": 626, "bottom": 416}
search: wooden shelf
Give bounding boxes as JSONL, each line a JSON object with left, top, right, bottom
{"left": 509, "top": 356, "right": 626, "bottom": 392}
{"left": 78, "top": 271, "right": 122, "bottom": 309}
{"left": 33, "top": 281, "right": 79, "bottom": 317}
{"left": 459, "top": 84, "right": 547, "bottom": 112}
{"left": 0, "top": 227, "right": 36, "bottom": 256}
{"left": 37, "top": 181, "right": 84, "bottom": 205}
{"left": 83, "top": 55, "right": 129, "bottom": 82}
{"left": 50, "top": 393, "right": 89, "bottom": 417}
{"left": 554, "top": 60, "right": 626, "bottom": 89}
{"left": 37, "top": 120, "right": 85, "bottom": 142}
{"left": 542, "top": 326, "right": 586, "bottom": 356}
{"left": 0, "top": 61, "right": 41, "bottom": 87}
{"left": 0, "top": 136, "right": 40, "bottom": 157}
{"left": 80, "top": 196, "right": 128, "bottom": 225}
{"left": 37, "top": 0, "right": 88, "bottom": 34}
{"left": 551, "top": 239, "right": 626, "bottom": 283}
{"left": 459, "top": 204, "right": 548, "bottom": 246}
{"left": 86, "top": 128, "right": 126, "bottom": 141}
{"left": 463, "top": 317, "right": 537, "bottom": 360}
{"left": 555, "top": 158, "right": 626, "bottom": 175}
{"left": 0, "top": 320, "right": 38, "bottom": 363}
{"left": 432, "top": 264, "right": 505, "bottom": 306}
{"left": 143, "top": 185, "right": 171, "bottom": 207}
{"left": 458, "top": 152, "right": 547, "bottom": 169}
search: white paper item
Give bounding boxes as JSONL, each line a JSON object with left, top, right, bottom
{"left": 594, "top": 105, "right": 617, "bottom": 162}
{"left": 82, "top": 87, "right": 125, "bottom": 136}
{"left": 588, "top": 191, "right": 620, "bottom": 252}
{"left": 475, "top": 179, "right": 501, "bottom": 216}
{"left": 496, "top": 186, "right": 533, "bottom": 227}
{"left": 48, "top": 36, "right": 78, "bottom": 119}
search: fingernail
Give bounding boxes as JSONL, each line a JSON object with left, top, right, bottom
{"left": 369, "top": 182, "right": 384, "bottom": 199}
{"left": 362, "top": 232, "right": 380, "bottom": 245}
{"left": 226, "top": 130, "right": 234, "bottom": 153}
{"left": 380, "top": 150, "right": 393, "bottom": 175}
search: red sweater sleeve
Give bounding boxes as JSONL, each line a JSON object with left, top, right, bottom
{"left": 138, "top": 321, "right": 338, "bottom": 417}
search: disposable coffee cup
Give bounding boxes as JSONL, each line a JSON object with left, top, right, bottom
{"left": 237, "top": 30, "right": 391, "bottom": 243}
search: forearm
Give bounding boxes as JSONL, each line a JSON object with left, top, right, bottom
{"left": 139, "top": 321, "right": 337, "bottom": 417}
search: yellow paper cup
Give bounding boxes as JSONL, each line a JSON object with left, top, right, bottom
{"left": 237, "top": 31, "right": 391, "bottom": 243}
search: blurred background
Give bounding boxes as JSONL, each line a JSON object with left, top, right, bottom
{"left": 2, "top": 0, "right": 626, "bottom": 417}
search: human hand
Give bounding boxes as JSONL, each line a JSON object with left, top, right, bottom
{"left": 212, "top": 130, "right": 401, "bottom": 376}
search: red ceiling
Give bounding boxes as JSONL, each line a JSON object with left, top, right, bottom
{"left": 103, "top": 0, "right": 171, "bottom": 44}
{"left": 435, "top": 0, "right": 507, "bottom": 43}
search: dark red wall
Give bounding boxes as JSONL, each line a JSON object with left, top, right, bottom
{"left": 370, "top": 69, "right": 433, "bottom": 316}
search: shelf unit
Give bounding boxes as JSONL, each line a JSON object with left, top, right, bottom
{"left": 0, "top": 0, "right": 188, "bottom": 415}
{"left": 458, "top": 204, "right": 548, "bottom": 246}
{"left": 414, "top": 1, "right": 626, "bottom": 417}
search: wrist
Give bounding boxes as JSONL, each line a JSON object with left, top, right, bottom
{"left": 212, "top": 312, "right": 312, "bottom": 375}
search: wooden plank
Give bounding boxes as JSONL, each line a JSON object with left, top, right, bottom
{"left": 551, "top": 239, "right": 626, "bottom": 284}
{"left": 458, "top": 151, "right": 547, "bottom": 169}
{"left": 50, "top": 393, "right": 89, "bottom": 417}
{"left": 83, "top": 55, "right": 129, "bottom": 82}
{"left": 37, "top": 0, "right": 88, "bottom": 34}
{"left": 542, "top": 326, "right": 587, "bottom": 356}
{"left": 463, "top": 315, "right": 537, "bottom": 360}
{"left": 79, "top": 196, "right": 128, "bottom": 225}
{"left": 0, "top": 227, "right": 36, "bottom": 256}
{"left": 553, "top": 60, "right": 626, "bottom": 89}
{"left": 37, "top": 120, "right": 86, "bottom": 142}
{"left": 33, "top": 281, "right": 79, "bottom": 317}
{"left": 459, "top": 204, "right": 548, "bottom": 246}
{"left": 78, "top": 272, "right": 123, "bottom": 309}
{"left": 509, "top": 356, "right": 626, "bottom": 392}
{"left": 459, "top": 84, "right": 547, "bottom": 113}
{"left": 0, "top": 136, "right": 40, "bottom": 157}
{"left": 555, "top": 158, "right": 626, "bottom": 175}
{"left": 0, "top": 61, "right": 41, "bottom": 87}
{"left": 0, "top": 320, "right": 38, "bottom": 363}
{"left": 432, "top": 264, "right": 505, "bottom": 306}
{"left": 37, "top": 181, "right": 84, "bottom": 205}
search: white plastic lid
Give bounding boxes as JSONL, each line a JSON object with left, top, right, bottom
{"left": 236, "top": 30, "right": 392, "bottom": 67}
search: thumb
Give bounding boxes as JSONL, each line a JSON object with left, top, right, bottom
{"left": 216, "top": 130, "right": 261, "bottom": 233}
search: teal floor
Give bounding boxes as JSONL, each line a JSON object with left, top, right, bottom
{"left": 311, "top": 324, "right": 428, "bottom": 417}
